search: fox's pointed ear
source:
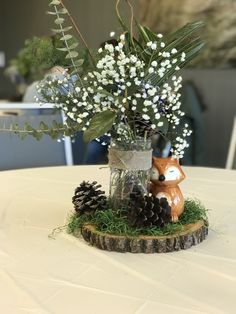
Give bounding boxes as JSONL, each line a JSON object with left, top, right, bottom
{"left": 152, "top": 156, "right": 157, "bottom": 164}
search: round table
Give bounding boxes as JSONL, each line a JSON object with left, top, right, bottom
{"left": 0, "top": 166, "right": 236, "bottom": 314}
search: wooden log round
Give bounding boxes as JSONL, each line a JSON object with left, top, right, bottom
{"left": 77, "top": 220, "right": 208, "bottom": 253}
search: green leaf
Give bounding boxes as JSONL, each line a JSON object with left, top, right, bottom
{"left": 60, "top": 34, "right": 72, "bottom": 41}
{"left": 66, "top": 51, "right": 79, "bottom": 59}
{"left": 52, "top": 26, "right": 73, "bottom": 33}
{"left": 47, "top": 8, "right": 68, "bottom": 15}
{"left": 56, "top": 47, "right": 68, "bottom": 52}
{"left": 143, "top": 26, "right": 159, "bottom": 42}
{"left": 39, "top": 121, "right": 49, "bottom": 131}
{"left": 54, "top": 17, "right": 65, "bottom": 25}
{"left": 73, "top": 58, "right": 84, "bottom": 66}
{"left": 83, "top": 110, "right": 116, "bottom": 143}
{"left": 49, "top": 0, "right": 60, "bottom": 6}
{"left": 67, "top": 42, "right": 79, "bottom": 50}
{"left": 135, "top": 21, "right": 150, "bottom": 43}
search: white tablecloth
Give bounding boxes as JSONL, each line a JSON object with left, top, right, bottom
{"left": 0, "top": 166, "right": 236, "bottom": 314}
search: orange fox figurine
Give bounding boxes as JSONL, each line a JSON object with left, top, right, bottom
{"left": 150, "top": 157, "right": 185, "bottom": 222}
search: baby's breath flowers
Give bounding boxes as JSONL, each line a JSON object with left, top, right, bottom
{"left": 37, "top": 33, "right": 192, "bottom": 158}
{"left": 35, "top": 1, "right": 204, "bottom": 160}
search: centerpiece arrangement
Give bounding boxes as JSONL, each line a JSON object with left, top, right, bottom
{"left": 15, "top": 0, "right": 209, "bottom": 252}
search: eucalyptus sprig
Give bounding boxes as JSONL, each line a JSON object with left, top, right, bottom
{"left": 48, "top": 0, "right": 84, "bottom": 73}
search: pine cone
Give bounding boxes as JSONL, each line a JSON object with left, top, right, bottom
{"left": 127, "top": 193, "right": 171, "bottom": 228}
{"left": 72, "top": 181, "right": 107, "bottom": 215}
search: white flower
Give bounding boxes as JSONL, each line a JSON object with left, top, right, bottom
{"left": 148, "top": 67, "right": 154, "bottom": 74}
{"left": 162, "top": 52, "right": 170, "bottom": 58}
{"left": 120, "top": 34, "right": 125, "bottom": 41}
{"left": 144, "top": 100, "right": 152, "bottom": 107}
{"left": 151, "top": 43, "right": 157, "bottom": 50}
{"left": 147, "top": 88, "right": 156, "bottom": 96}
{"left": 153, "top": 95, "right": 159, "bottom": 103}
{"left": 130, "top": 55, "right": 137, "bottom": 63}
{"left": 105, "top": 44, "right": 114, "bottom": 53}
{"left": 151, "top": 60, "right": 158, "bottom": 67}
{"left": 147, "top": 41, "right": 152, "bottom": 47}
{"left": 142, "top": 114, "right": 150, "bottom": 120}
{"left": 157, "top": 121, "right": 163, "bottom": 127}
{"left": 155, "top": 113, "right": 161, "bottom": 120}
{"left": 157, "top": 33, "right": 163, "bottom": 38}
{"left": 110, "top": 31, "right": 115, "bottom": 37}
{"left": 171, "top": 48, "right": 177, "bottom": 54}
{"left": 160, "top": 42, "right": 165, "bottom": 48}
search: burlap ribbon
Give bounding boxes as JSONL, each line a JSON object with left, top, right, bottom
{"left": 108, "top": 148, "right": 153, "bottom": 170}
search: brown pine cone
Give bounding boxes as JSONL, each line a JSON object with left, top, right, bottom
{"left": 127, "top": 192, "right": 171, "bottom": 228}
{"left": 72, "top": 181, "right": 107, "bottom": 215}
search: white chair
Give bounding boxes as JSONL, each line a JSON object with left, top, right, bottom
{"left": 0, "top": 103, "right": 73, "bottom": 170}
{"left": 226, "top": 117, "right": 236, "bottom": 169}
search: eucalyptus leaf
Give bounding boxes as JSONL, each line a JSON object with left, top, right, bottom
{"left": 73, "top": 59, "right": 84, "bottom": 66}
{"left": 55, "top": 17, "right": 65, "bottom": 25}
{"left": 47, "top": 8, "right": 68, "bottom": 15}
{"left": 49, "top": 0, "right": 60, "bottom": 6}
{"left": 52, "top": 26, "right": 73, "bottom": 33}
{"left": 83, "top": 110, "right": 116, "bottom": 143}
{"left": 39, "top": 121, "right": 49, "bottom": 130}
{"left": 68, "top": 42, "right": 79, "bottom": 50}
{"left": 66, "top": 51, "right": 79, "bottom": 59}
{"left": 56, "top": 47, "right": 68, "bottom": 52}
{"left": 58, "top": 8, "right": 68, "bottom": 14}
{"left": 60, "top": 34, "right": 72, "bottom": 41}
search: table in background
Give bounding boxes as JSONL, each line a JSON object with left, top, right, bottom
{"left": 0, "top": 166, "right": 236, "bottom": 314}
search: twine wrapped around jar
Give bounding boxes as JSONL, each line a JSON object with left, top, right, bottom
{"left": 108, "top": 148, "right": 152, "bottom": 171}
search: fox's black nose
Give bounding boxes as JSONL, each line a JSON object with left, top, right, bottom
{"left": 159, "top": 175, "right": 165, "bottom": 182}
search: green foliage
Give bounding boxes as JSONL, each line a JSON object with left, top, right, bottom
{"left": 83, "top": 110, "right": 117, "bottom": 143}
{"left": 67, "top": 198, "right": 208, "bottom": 237}
{"left": 48, "top": 0, "right": 83, "bottom": 73}
{"left": 136, "top": 21, "right": 205, "bottom": 86}
{"left": 0, "top": 118, "right": 81, "bottom": 140}
{"left": 10, "top": 36, "right": 71, "bottom": 83}
{"left": 179, "top": 199, "right": 208, "bottom": 224}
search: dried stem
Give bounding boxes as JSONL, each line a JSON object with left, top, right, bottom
{"left": 125, "top": 0, "right": 135, "bottom": 44}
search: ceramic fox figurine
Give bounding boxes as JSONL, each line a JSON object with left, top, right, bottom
{"left": 150, "top": 157, "right": 185, "bottom": 222}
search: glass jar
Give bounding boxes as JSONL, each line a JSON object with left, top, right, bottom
{"left": 108, "top": 139, "right": 152, "bottom": 209}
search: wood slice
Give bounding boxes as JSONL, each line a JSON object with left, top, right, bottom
{"left": 77, "top": 220, "right": 208, "bottom": 253}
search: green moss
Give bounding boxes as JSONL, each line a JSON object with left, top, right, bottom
{"left": 68, "top": 198, "right": 208, "bottom": 237}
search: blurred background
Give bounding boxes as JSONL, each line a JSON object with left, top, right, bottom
{"left": 0, "top": 0, "right": 236, "bottom": 170}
